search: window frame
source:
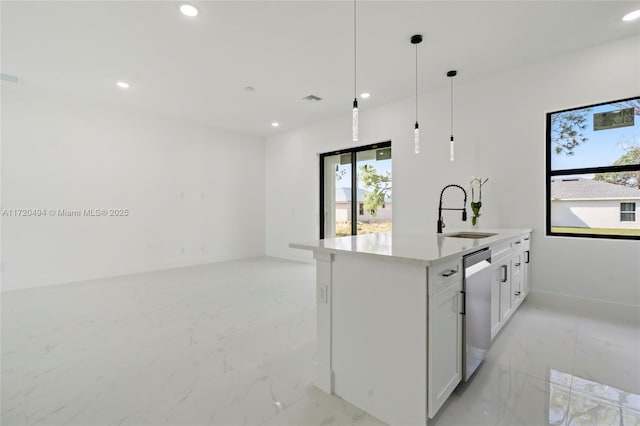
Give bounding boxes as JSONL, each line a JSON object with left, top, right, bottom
{"left": 620, "top": 202, "right": 636, "bottom": 222}
{"left": 545, "top": 96, "right": 640, "bottom": 241}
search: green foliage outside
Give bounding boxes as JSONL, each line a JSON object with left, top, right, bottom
{"left": 551, "top": 110, "right": 590, "bottom": 155}
{"left": 359, "top": 164, "right": 391, "bottom": 216}
{"left": 594, "top": 146, "right": 640, "bottom": 188}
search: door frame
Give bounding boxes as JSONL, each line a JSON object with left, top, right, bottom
{"left": 319, "top": 141, "right": 392, "bottom": 239}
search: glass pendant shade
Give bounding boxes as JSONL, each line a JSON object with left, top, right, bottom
{"left": 450, "top": 136, "right": 455, "bottom": 162}
{"left": 351, "top": 0, "right": 358, "bottom": 142}
{"left": 352, "top": 98, "right": 359, "bottom": 141}
{"left": 411, "top": 34, "right": 422, "bottom": 155}
{"left": 447, "top": 70, "right": 458, "bottom": 162}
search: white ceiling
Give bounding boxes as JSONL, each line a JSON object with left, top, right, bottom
{"left": 2, "top": 1, "right": 640, "bottom": 137}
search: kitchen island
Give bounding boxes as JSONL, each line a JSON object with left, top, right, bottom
{"left": 290, "top": 229, "right": 532, "bottom": 425}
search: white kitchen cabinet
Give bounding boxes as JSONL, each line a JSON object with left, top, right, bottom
{"left": 428, "top": 279, "right": 463, "bottom": 418}
{"left": 291, "top": 228, "right": 533, "bottom": 426}
{"left": 491, "top": 260, "right": 512, "bottom": 339}
{"left": 511, "top": 251, "right": 523, "bottom": 308}
{"left": 499, "top": 261, "right": 512, "bottom": 322}
{"left": 490, "top": 233, "right": 532, "bottom": 340}
{"left": 491, "top": 240, "right": 512, "bottom": 338}
{"left": 522, "top": 237, "right": 531, "bottom": 297}
{"left": 490, "top": 264, "right": 502, "bottom": 339}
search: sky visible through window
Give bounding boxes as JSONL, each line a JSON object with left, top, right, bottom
{"left": 551, "top": 101, "right": 640, "bottom": 171}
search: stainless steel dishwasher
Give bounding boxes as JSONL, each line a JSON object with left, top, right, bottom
{"left": 462, "top": 248, "right": 492, "bottom": 381}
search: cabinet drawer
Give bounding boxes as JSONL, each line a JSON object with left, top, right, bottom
{"left": 492, "top": 240, "right": 513, "bottom": 264}
{"left": 513, "top": 236, "right": 526, "bottom": 250}
{"left": 429, "top": 258, "right": 462, "bottom": 295}
{"left": 512, "top": 254, "right": 522, "bottom": 275}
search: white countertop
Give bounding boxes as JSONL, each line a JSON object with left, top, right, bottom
{"left": 290, "top": 228, "right": 532, "bottom": 266}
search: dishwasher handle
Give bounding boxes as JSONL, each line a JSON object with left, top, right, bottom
{"left": 463, "top": 248, "right": 492, "bottom": 269}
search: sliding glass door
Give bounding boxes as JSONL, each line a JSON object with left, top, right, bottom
{"left": 320, "top": 142, "right": 392, "bottom": 238}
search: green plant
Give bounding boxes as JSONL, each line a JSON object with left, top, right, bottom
{"left": 469, "top": 177, "right": 489, "bottom": 225}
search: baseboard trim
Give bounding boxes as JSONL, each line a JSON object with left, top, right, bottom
{"left": 1, "top": 254, "right": 267, "bottom": 293}
{"left": 313, "top": 363, "right": 334, "bottom": 394}
{"left": 528, "top": 290, "right": 640, "bottom": 325}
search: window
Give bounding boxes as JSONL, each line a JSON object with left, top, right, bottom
{"left": 320, "top": 142, "right": 392, "bottom": 238}
{"left": 546, "top": 96, "right": 640, "bottom": 240}
{"left": 620, "top": 202, "right": 636, "bottom": 222}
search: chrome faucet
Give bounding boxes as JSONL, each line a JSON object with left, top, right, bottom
{"left": 437, "top": 184, "right": 468, "bottom": 233}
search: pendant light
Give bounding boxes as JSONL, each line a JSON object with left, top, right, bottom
{"left": 352, "top": 0, "right": 358, "bottom": 141}
{"left": 447, "top": 70, "right": 457, "bottom": 161}
{"left": 411, "top": 34, "right": 422, "bottom": 154}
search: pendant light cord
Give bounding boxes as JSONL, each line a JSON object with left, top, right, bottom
{"left": 415, "top": 44, "right": 418, "bottom": 123}
{"left": 354, "top": 0, "right": 357, "bottom": 99}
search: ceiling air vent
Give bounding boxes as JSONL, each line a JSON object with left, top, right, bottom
{"left": 302, "top": 94, "right": 322, "bottom": 102}
{"left": 1, "top": 73, "right": 20, "bottom": 84}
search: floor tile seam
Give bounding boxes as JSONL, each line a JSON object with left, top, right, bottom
{"left": 573, "top": 328, "right": 640, "bottom": 351}
{"left": 481, "top": 354, "right": 561, "bottom": 384}
{"left": 568, "top": 386, "right": 639, "bottom": 410}
{"left": 256, "top": 387, "right": 317, "bottom": 426}
{"left": 566, "top": 319, "right": 581, "bottom": 425}
{"left": 511, "top": 366, "right": 551, "bottom": 384}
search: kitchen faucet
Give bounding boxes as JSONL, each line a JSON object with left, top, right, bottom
{"left": 437, "top": 184, "right": 468, "bottom": 233}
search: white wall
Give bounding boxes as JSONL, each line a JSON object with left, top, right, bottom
{"left": 1, "top": 86, "right": 265, "bottom": 291}
{"left": 552, "top": 199, "right": 640, "bottom": 229}
{"left": 265, "top": 91, "right": 475, "bottom": 262}
{"left": 266, "top": 35, "right": 640, "bottom": 307}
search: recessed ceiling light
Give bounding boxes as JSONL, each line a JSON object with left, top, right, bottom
{"left": 180, "top": 4, "right": 198, "bottom": 17}
{"left": 622, "top": 9, "right": 640, "bottom": 21}
{"left": 116, "top": 81, "right": 130, "bottom": 89}
{"left": 360, "top": 92, "right": 371, "bottom": 99}
{"left": 271, "top": 122, "right": 280, "bottom": 127}
{"left": 244, "top": 86, "right": 256, "bottom": 92}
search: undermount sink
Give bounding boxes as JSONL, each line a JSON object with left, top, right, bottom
{"left": 444, "top": 232, "right": 498, "bottom": 239}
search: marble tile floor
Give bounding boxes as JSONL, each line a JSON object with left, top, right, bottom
{"left": 2, "top": 257, "right": 639, "bottom": 426}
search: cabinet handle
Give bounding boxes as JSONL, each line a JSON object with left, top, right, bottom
{"left": 459, "top": 291, "right": 466, "bottom": 315}
{"left": 501, "top": 265, "right": 508, "bottom": 283}
{"left": 515, "top": 241, "right": 521, "bottom": 245}
{"left": 515, "top": 262, "right": 521, "bottom": 267}
{"left": 524, "top": 237, "right": 530, "bottom": 241}
{"left": 515, "top": 291, "right": 521, "bottom": 296}
{"left": 441, "top": 269, "right": 457, "bottom": 277}
{"left": 525, "top": 251, "right": 530, "bottom": 264}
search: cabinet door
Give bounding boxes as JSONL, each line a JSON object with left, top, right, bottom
{"left": 523, "top": 248, "right": 531, "bottom": 296}
{"left": 490, "top": 264, "right": 502, "bottom": 340}
{"left": 511, "top": 254, "right": 523, "bottom": 307}
{"left": 499, "top": 263, "right": 512, "bottom": 322}
{"left": 428, "top": 281, "right": 462, "bottom": 418}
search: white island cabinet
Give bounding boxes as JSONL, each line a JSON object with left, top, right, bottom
{"left": 291, "top": 229, "right": 531, "bottom": 425}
